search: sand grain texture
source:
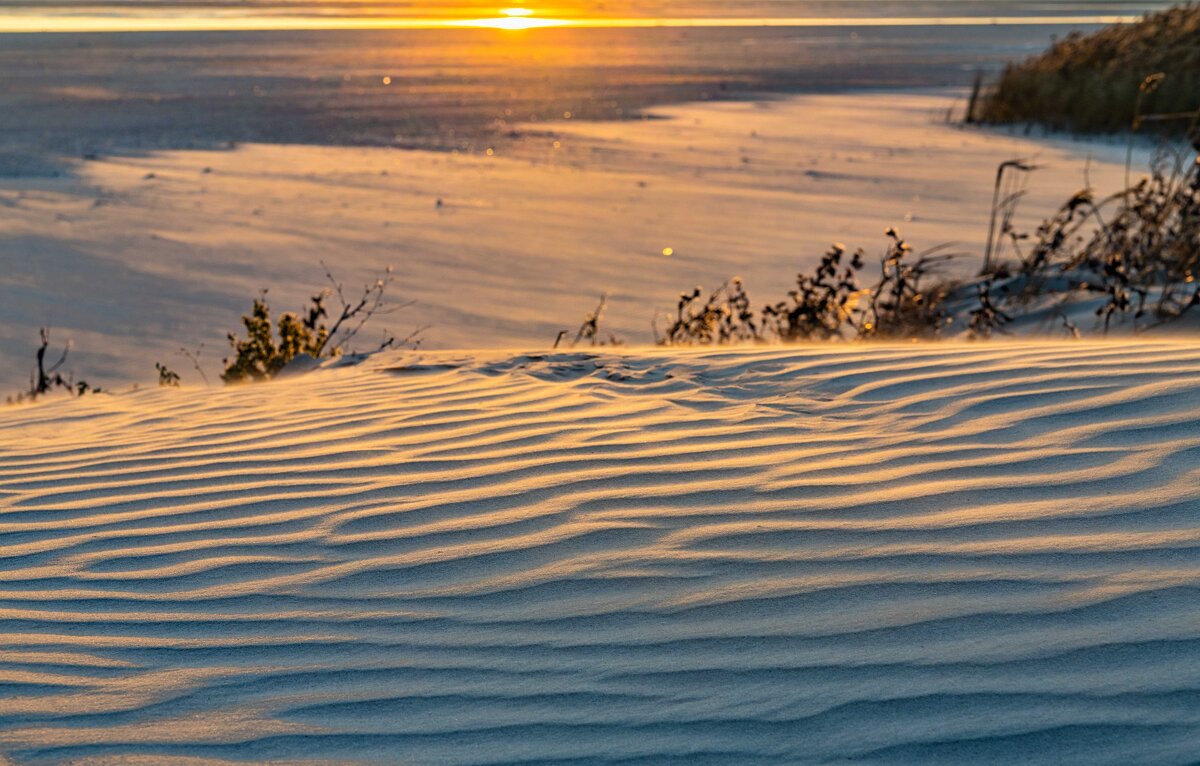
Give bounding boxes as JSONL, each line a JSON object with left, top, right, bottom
{"left": 2, "top": 341, "right": 1199, "bottom": 763}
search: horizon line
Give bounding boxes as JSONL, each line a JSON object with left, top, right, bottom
{"left": 0, "top": 13, "right": 1140, "bottom": 34}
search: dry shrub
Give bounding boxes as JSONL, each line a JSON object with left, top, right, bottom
{"left": 222, "top": 264, "right": 418, "bottom": 383}
{"left": 984, "top": 138, "right": 1200, "bottom": 332}
{"left": 6, "top": 328, "right": 97, "bottom": 404}
{"left": 649, "top": 133, "right": 1197, "bottom": 345}
{"left": 762, "top": 244, "right": 863, "bottom": 341}
{"left": 658, "top": 231, "right": 962, "bottom": 347}
{"left": 656, "top": 280, "right": 759, "bottom": 346}
{"left": 557, "top": 295, "right": 624, "bottom": 349}
{"left": 974, "top": 4, "right": 1200, "bottom": 136}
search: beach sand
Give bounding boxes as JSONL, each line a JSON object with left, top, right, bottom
{"left": 1, "top": 89, "right": 1142, "bottom": 390}
{"left": 3, "top": 340, "right": 1200, "bottom": 762}
{"left": 3, "top": 11, "right": 1198, "bottom": 763}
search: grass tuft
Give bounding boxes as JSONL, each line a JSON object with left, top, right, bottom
{"left": 973, "top": 3, "right": 1200, "bottom": 135}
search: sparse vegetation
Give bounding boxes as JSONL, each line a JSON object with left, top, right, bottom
{"left": 222, "top": 265, "right": 418, "bottom": 383}
{"left": 221, "top": 290, "right": 332, "bottom": 383}
{"left": 556, "top": 127, "right": 1195, "bottom": 346}
{"left": 9, "top": 133, "right": 1198, "bottom": 405}
{"left": 556, "top": 294, "right": 624, "bottom": 348}
{"left": 647, "top": 134, "right": 1198, "bottom": 345}
{"left": 6, "top": 266, "right": 419, "bottom": 404}
{"left": 178, "top": 344, "right": 210, "bottom": 386}
{"left": 156, "top": 363, "right": 181, "bottom": 387}
{"left": 8, "top": 7, "right": 1199, "bottom": 402}
{"left": 855, "top": 232, "right": 961, "bottom": 340}
{"left": 6, "top": 328, "right": 97, "bottom": 404}
{"left": 972, "top": 4, "right": 1200, "bottom": 136}
{"left": 982, "top": 137, "right": 1200, "bottom": 332}
{"left": 652, "top": 232, "right": 964, "bottom": 346}
{"left": 655, "top": 279, "right": 759, "bottom": 346}
{"left": 643, "top": 12, "right": 1200, "bottom": 349}
{"left": 761, "top": 245, "right": 862, "bottom": 342}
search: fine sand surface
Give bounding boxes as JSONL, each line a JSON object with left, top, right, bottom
{"left": 3, "top": 340, "right": 1200, "bottom": 762}
{"left": 0, "top": 90, "right": 1146, "bottom": 390}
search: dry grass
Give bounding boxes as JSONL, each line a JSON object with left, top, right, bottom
{"left": 981, "top": 139, "right": 1200, "bottom": 332}
{"left": 973, "top": 3, "right": 1200, "bottom": 135}
{"left": 644, "top": 140, "right": 1199, "bottom": 346}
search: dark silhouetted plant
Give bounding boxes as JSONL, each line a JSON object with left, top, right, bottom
{"left": 855, "top": 231, "right": 961, "bottom": 339}
{"left": 968, "top": 279, "right": 1014, "bottom": 339}
{"left": 985, "top": 137, "right": 1200, "bottom": 333}
{"left": 762, "top": 244, "right": 864, "bottom": 341}
{"left": 557, "top": 294, "right": 624, "bottom": 348}
{"left": 656, "top": 279, "right": 760, "bottom": 346}
{"left": 657, "top": 230, "right": 961, "bottom": 347}
{"left": 7, "top": 328, "right": 97, "bottom": 404}
{"left": 156, "top": 363, "right": 181, "bottom": 387}
{"left": 222, "top": 265, "right": 413, "bottom": 383}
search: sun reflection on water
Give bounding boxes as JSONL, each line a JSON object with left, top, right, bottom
{"left": 0, "top": 9, "right": 1142, "bottom": 33}
{"left": 456, "top": 10, "right": 570, "bottom": 30}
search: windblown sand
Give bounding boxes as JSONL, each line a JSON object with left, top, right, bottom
{"left": 0, "top": 91, "right": 1143, "bottom": 390}
{"left": 3, "top": 340, "right": 1200, "bottom": 762}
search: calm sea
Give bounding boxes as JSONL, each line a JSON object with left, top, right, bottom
{"left": 0, "top": 0, "right": 1173, "bottom": 32}
{"left": 0, "top": 0, "right": 1173, "bottom": 159}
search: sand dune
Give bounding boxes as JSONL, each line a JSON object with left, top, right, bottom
{"left": 3, "top": 340, "right": 1200, "bottom": 762}
{"left": 0, "top": 91, "right": 1146, "bottom": 390}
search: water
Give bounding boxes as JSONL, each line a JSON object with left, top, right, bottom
{"left": 0, "top": 0, "right": 1173, "bottom": 162}
{"left": 0, "top": 0, "right": 1172, "bottom": 32}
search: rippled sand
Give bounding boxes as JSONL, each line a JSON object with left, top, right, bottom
{"left": 3, "top": 341, "right": 1200, "bottom": 762}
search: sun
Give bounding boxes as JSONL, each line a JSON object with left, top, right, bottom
{"left": 456, "top": 7, "right": 568, "bottom": 30}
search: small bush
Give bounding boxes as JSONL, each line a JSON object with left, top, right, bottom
{"left": 6, "top": 328, "right": 97, "bottom": 404}
{"left": 762, "top": 244, "right": 863, "bottom": 342}
{"left": 156, "top": 362, "right": 181, "bottom": 387}
{"left": 222, "top": 265, "right": 416, "bottom": 383}
{"left": 656, "top": 232, "right": 961, "bottom": 347}
{"left": 557, "top": 294, "right": 624, "bottom": 348}
{"left": 855, "top": 232, "right": 961, "bottom": 340}
{"left": 221, "top": 291, "right": 330, "bottom": 383}
{"left": 656, "top": 279, "right": 759, "bottom": 346}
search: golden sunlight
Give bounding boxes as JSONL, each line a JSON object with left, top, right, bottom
{"left": 455, "top": 8, "right": 568, "bottom": 30}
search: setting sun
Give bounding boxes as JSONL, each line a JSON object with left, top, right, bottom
{"left": 456, "top": 7, "right": 568, "bottom": 30}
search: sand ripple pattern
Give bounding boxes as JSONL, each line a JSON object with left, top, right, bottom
{"left": 3, "top": 342, "right": 1200, "bottom": 764}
